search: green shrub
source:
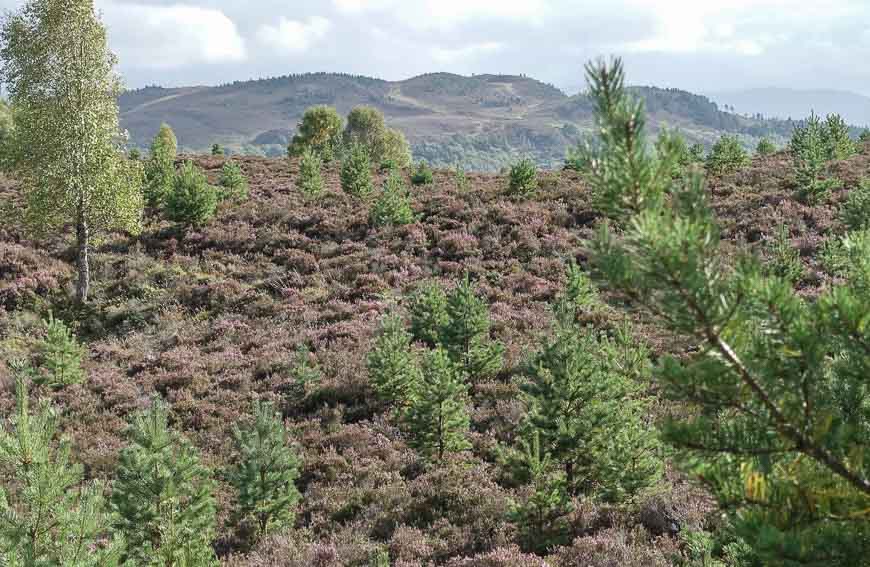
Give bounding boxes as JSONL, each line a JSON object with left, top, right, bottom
{"left": 128, "top": 147, "right": 141, "bottom": 161}
{"left": 508, "top": 158, "right": 538, "bottom": 197}
{"left": 755, "top": 137, "right": 776, "bottom": 156}
{"left": 370, "top": 171, "right": 416, "bottom": 227}
{"left": 297, "top": 148, "right": 324, "bottom": 199}
{"left": 766, "top": 224, "right": 803, "bottom": 284}
{"left": 211, "top": 143, "right": 223, "bottom": 156}
{"left": 823, "top": 113, "right": 856, "bottom": 160}
{"left": 410, "top": 161, "right": 434, "bottom": 186}
{"left": 453, "top": 166, "right": 470, "bottom": 191}
{"left": 705, "top": 135, "right": 749, "bottom": 175}
{"left": 841, "top": 178, "right": 870, "bottom": 231}
{"left": 165, "top": 161, "right": 219, "bottom": 226}
{"left": 791, "top": 113, "right": 841, "bottom": 204}
{"left": 340, "top": 143, "right": 374, "bottom": 198}
{"left": 859, "top": 129, "right": 870, "bottom": 144}
{"left": 288, "top": 105, "right": 343, "bottom": 162}
{"left": 34, "top": 312, "right": 85, "bottom": 387}
{"left": 688, "top": 142, "right": 706, "bottom": 162}
{"left": 218, "top": 160, "right": 248, "bottom": 201}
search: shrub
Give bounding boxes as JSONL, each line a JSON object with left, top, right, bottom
{"left": 111, "top": 400, "right": 218, "bottom": 565}
{"left": 370, "top": 171, "right": 416, "bottom": 227}
{"left": 143, "top": 123, "right": 177, "bottom": 207}
{"left": 411, "top": 162, "right": 434, "bottom": 186}
{"left": 297, "top": 148, "right": 324, "bottom": 199}
{"left": 340, "top": 143, "right": 374, "bottom": 198}
{"left": 755, "top": 137, "right": 776, "bottom": 156}
{"left": 380, "top": 127, "right": 412, "bottom": 170}
{"left": 508, "top": 158, "right": 538, "bottom": 197}
{"left": 765, "top": 224, "right": 803, "bottom": 284}
{"left": 128, "top": 147, "right": 141, "bottom": 161}
{"left": 705, "top": 135, "right": 749, "bottom": 175}
{"left": 688, "top": 142, "right": 706, "bottom": 162}
{"left": 230, "top": 400, "right": 301, "bottom": 542}
{"left": 218, "top": 160, "right": 249, "bottom": 201}
{"left": 165, "top": 161, "right": 220, "bottom": 226}
{"left": 211, "top": 143, "right": 223, "bottom": 156}
{"left": 453, "top": 166, "right": 470, "bottom": 192}
{"left": 288, "top": 105, "right": 343, "bottom": 162}
{"left": 842, "top": 178, "right": 870, "bottom": 231}
{"left": 34, "top": 311, "right": 85, "bottom": 387}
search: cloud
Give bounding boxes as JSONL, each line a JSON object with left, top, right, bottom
{"left": 331, "top": 0, "right": 547, "bottom": 30}
{"left": 431, "top": 42, "right": 504, "bottom": 64}
{"left": 102, "top": 3, "right": 246, "bottom": 69}
{"left": 257, "top": 16, "right": 332, "bottom": 54}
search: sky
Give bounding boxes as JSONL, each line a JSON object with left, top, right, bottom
{"left": 2, "top": 0, "right": 869, "bottom": 96}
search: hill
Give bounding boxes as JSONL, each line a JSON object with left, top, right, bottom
{"left": 120, "top": 72, "right": 797, "bottom": 171}
{"left": 2, "top": 142, "right": 868, "bottom": 563}
{"left": 710, "top": 87, "right": 870, "bottom": 126}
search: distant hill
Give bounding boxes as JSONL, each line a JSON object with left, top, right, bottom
{"left": 710, "top": 88, "right": 870, "bottom": 127}
{"left": 120, "top": 72, "right": 797, "bottom": 171}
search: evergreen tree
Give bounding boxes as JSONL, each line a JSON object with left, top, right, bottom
{"left": 841, "top": 178, "right": 870, "bottom": 232}
{"left": 755, "top": 137, "right": 776, "bottom": 156}
{"left": 370, "top": 171, "right": 416, "bottom": 227}
{"left": 0, "top": 375, "right": 120, "bottom": 565}
{"left": 551, "top": 261, "right": 600, "bottom": 325}
{"left": 404, "top": 347, "right": 470, "bottom": 461}
{"left": 367, "top": 314, "right": 421, "bottom": 407}
{"left": 230, "top": 400, "right": 301, "bottom": 542}
{"left": 408, "top": 281, "right": 450, "bottom": 347}
{"left": 288, "top": 105, "right": 343, "bottom": 162}
{"left": 585, "top": 57, "right": 870, "bottom": 565}
{"left": 507, "top": 158, "right": 538, "bottom": 198}
{"left": 410, "top": 162, "right": 434, "bottom": 186}
{"left": 859, "top": 128, "right": 870, "bottom": 144}
{"left": 823, "top": 113, "right": 856, "bottom": 160}
{"left": 440, "top": 275, "right": 504, "bottom": 381}
{"left": 211, "top": 143, "right": 223, "bottom": 156}
{"left": 340, "top": 143, "right": 374, "bottom": 198}
{"left": 705, "top": 135, "right": 749, "bottom": 175}
{"left": 111, "top": 400, "right": 217, "bottom": 566}
{"left": 144, "top": 124, "right": 178, "bottom": 208}
{"left": 297, "top": 148, "right": 324, "bottom": 199}
{"left": 218, "top": 160, "right": 248, "bottom": 201}
{"left": 765, "top": 223, "right": 803, "bottom": 284}
{"left": 791, "top": 113, "right": 840, "bottom": 204}
{"left": 1, "top": 0, "right": 144, "bottom": 303}
{"left": 521, "top": 322, "right": 661, "bottom": 499}
{"left": 165, "top": 161, "right": 219, "bottom": 227}
{"left": 34, "top": 311, "right": 85, "bottom": 387}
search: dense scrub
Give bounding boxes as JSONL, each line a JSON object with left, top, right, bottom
{"left": 1, "top": 143, "right": 869, "bottom": 564}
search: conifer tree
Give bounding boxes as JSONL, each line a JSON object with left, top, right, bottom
{"left": 297, "top": 148, "right": 324, "bottom": 199}
{"left": 111, "top": 400, "right": 218, "bottom": 566}
{"left": 791, "top": 112, "right": 841, "bottom": 203}
{"left": 33, "top": 311, "right": 85, "bottom": 387}
{"left": 755, "top": 137, "right": 776, "bottom": 156}
{"left": 211, "top": 143, "right": 223, "bottom": 156}
{"left": 367, "top": 314, "right": 421, "bottom": 407}
{"left": 144, "top": 124, "right": 178, "bottom": 207}
{"left": 230, "top": 400, "right": 301, "bottom": 542}
{"left": 705, "top": 135, "right": 749, "bottom": 175}
{"left": 551, "top": 261, "right": 600, "bottom": 325}
{"left": 404, "top": 347, "right": 470, "bottom": 461}
{"left": 823, "top": 113, "right": 857, "bottom": 160}
{"left": 0, "top": 374, "right": 120, "bottom": 565}
{"left": 1, "top": 0, "right": 144, "bottom": 303}
{"left": 340, "top": 143, "right": 374, "bottom": 198}
{"left": 440, "top": 275, "right": 504, "bottom": 381}
{"left": 408, "top": 281, "right": 450, "bottom": 347}
{"left": 165, "top": 160, "right": 219, "bottom": 227}
{"left": 370, "top": 171, "right": 416, "bottom": 227}
{"left": 218, "top": 160, "right": 248, "bottom": 201}
{"left": 584, "top": 57, "right": 870, "bottom": 565}
{"left": 521, "top": 322, "right": 661, "bottom": 499}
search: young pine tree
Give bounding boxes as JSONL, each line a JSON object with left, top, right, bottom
{"left": 755, "top": 137, "right": 776, "bottom": 156}
{"left": 218, "top": 160, "right": 249, "bottom": 201}
{"left": 144, "top": 123, "right": 178, "bottom": 208}
{"left": 370, "top": 171, "right": 416, "bottom": 227}
{"left": 34, "top": 312, "right": 85, "bottom": 387}
{"left": 0, "top": 375, "right": 120, "bottom": 565}
{"left": 211, "top": 143, "right": 223, "bottom": 156}
{"left": 823, "top": 113, "right": 857, "bottom": 160}
{"left": 791, "top": 112, "right": 840, "bottom": 204}
{"left": 165, "top": 160, "right": 220, "bottom": 227}
{"left": 440, "top": 275, "right": 504, "bottom": 382}
{"left": 408, "top": 281, "right": 450, "bottom": 347}
{"left": 705, "top": 135, "right": 749, "bottom": 175}
{"left": 585, "top": 57, "right": 870, "bottom": 565}
{"left": 1, "top": 0, "right": 144, "bottom": 303}
{"left": 340, "top": 143, "right": 374, "bottom": 198}
{"left": 111, "top": 400, "right": 218, "bottom": 566}
{"left": 404, "top": 347, "right": 470, "bottom": 461}
{"left": 507, "top": 158, "right": 538, "bottom": 198}
{"left": 367, "top": 314, "right": 421, "bottom": 407}
{"left": 230, "top": 400, "right": 301, "bottom": 543}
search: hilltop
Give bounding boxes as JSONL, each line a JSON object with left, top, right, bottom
{"left": 120, "top": 72, "right": 796, "bottom": 170}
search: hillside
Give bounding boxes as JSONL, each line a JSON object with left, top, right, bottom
{"left": 120, "top": 73, "right": 796, "bottom": 171}
{"left": 710, "top": 87, "right": 870, "bottom": 126}
{"left": 1, "top": 143, "right": 868, "bottom": 564}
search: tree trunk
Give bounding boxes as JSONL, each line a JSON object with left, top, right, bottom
{"left": 76, "top": 209, "right": 89, "bottom": 303}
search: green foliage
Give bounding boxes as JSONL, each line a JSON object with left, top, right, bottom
{"left": 367, "top": 314, "right": 421, "bottom": 407}
{"left": 370, "top": 171, "right": 416, "bottom": 227}
{"left": 585, "top": 57, "right": 870, "bottom": 565}
{"left": 453, "top": 165, "right": 470, "bottom": 192}
{"left": 507, "top": 158, "right": 538, "bottom": 198}
{"left": 410, "top": 161, "right": 434, "bottom": 186}
{"left": 404, "top": 347, "right": 470, "bottom": 461}
{"left": 688, "top": 143, "right": 706, "bottom": 162}
{"left": 841, "top": 178, "right": 870, "bottom": 231}
{"left": 144, "top": 124, "right": 178, "bottom": 208}
{"left": 230, "top": 400, "right": 301, "bottom": 542}
{"left": 288, "top": 105, "right": 343, "bottom": 162}
{"left": 0, "top": 375, "right": 120, "bottom": 566}
{"left": 507, "top": 432, "right": 573, "bottom": 554}
{"left": 755, "top": 137, "right": 776, "bottom": 156}
{"left": 379, "top": 127, "right": 413, "bottom": 170}
{"left": 34, "top": 312, "right": 85, "bottom": 387}
{"left": 211, "top": 143, "right": 223, "bottom": 156}
{"left": 218, "top": 160, "right": 249, "bottom": 201}
{"left": 823, "top": 113, "right": 857, "bottom": 160}
{"left": 705, "top": 135, "right": 749, "bottom": 175}
{"left": 111, "top": 400, "right": 217, "bottom": 566}
{"left": 656, "top": 130, "right": 703, "bottom": 179}
{"left": 765, "top": 224, "right": 803, "bottom": 285}
{"left": 521, "top": 322, "right": 662, "bottom": 500}
{"left": 340, "top": 143, "right": 374, "bottom": 198}
{"left": 297, "top": 148, "right": 324, "bottom": 199}
{"left": 440, "top": 275, "right": 504, "bottom": 381}
{"left": 128, "top": 147, "right": 141, "bottom": 161}
{"left": 551, "top": 261, "right": 600, "bottom": 325}
{"left": 859, "top": 129, "right": 870, "bottom": 144}
{"left": 344, "top": 106, "right": 411, "bottom": 168}
{"left": 409, "top": 281, "right": 450, "bottom": 348}
{"left": 165, "top": 161, "right": 220, "bottom": 227}
{"left": 791, "top": 113, "right": 841, "bottom": 204}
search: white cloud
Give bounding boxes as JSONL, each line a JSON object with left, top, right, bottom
{"left": 102, "top": 3, "right": 246, "bottom": 69}
{"left": 331, "top": 0, "right": 547, "bottom": 30}
{"left": 257, "top": 16, "right": 332, "bottom": 54}
{"left": 431, "top": 42, "right": 504, "bottom": 64}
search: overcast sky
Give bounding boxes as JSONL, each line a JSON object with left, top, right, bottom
{"left": 2, "top": 0, "right": 869, "bottom": 96}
